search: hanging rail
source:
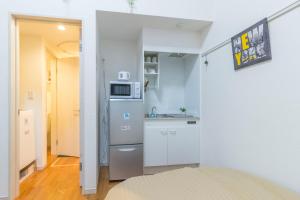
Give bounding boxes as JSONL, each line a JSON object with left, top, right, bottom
{"left": 201, "top": 0, "right": 300, "bottom": 57}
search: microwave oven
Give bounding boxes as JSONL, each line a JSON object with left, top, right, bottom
{"left": 110, "top": 81, "right": 141, "bottom": 99}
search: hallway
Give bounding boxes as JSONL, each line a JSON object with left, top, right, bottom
{"left": 17, "top": 156, "right": 82, "bottom": 200}
{"left": 16, "top": 156, "right": 119, "bottom": 200}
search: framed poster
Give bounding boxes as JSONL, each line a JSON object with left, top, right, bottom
{"left": 231, "top": 18, "right": 272, "bottom": 70}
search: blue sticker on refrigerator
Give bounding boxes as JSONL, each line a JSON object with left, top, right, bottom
{"left": 123, "top": 112, "right": 130, "bottom": 120}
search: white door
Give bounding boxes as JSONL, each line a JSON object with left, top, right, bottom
{"left": 57, "top": 58, "right": 80, "bottom": 157}
{"left": 167, "top": 125, "right": 200, "bottom": 165}
{"left": 144, "top": 126, "right": 168, "bottom": 166}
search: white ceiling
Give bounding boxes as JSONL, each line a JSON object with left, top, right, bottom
{"left": 96, "top": 11, "right": 212, "bottom": 41}
{"left": 19, "top": 20, "right": 80, "bottom": 58}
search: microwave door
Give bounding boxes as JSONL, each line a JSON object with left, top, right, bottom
{"left": 110, "top": 83, "right": 132, "bottom": 98}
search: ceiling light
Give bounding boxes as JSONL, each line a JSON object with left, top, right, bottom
{"left": 57, "top": 25, "right": 66, "bottom": 31}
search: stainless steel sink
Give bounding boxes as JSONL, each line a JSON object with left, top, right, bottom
{"left": 144, "top": 114, "right": 172, "bottom": 118}
{"left": 145, "top": 113, "right": 193, "bottom": 119}
{"left": 158, "top": 114, "right": 174, "bottom": 118}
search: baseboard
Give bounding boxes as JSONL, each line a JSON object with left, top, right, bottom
{"left": 100, "top": 162, "right": 108, "bottom": 166}
{"left": 82, "top": 188, "right": 97, "bottom": 195}
{"left": 0, "top": 196, "right": 9, "bottom": 200}
{"left": 36, "top": 165, "right": 46, "bottom": 171}
{"left": 20, "top": 162, "right": 36, "bottom": 183}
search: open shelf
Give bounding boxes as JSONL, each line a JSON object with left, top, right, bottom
{"left": 144, "top": 51, "right": 160, "bottom": 90}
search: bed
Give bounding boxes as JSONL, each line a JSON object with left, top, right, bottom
{"left": 105, "top": 167, "right": 299, "bottom": 200}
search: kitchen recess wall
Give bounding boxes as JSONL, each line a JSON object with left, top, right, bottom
{"left": 99, "top": 39, "right": 139, "bottom": 165}
{"left": 200, "top": 0, "right": 300, "bottom": 193}
{"left": 1, "top": 0, "right": 213, "bottom": 198}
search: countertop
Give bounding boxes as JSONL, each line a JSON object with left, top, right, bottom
{"left": 144, "top": 114, "right": 200, "bottom": 121}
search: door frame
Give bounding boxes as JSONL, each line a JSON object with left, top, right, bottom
{"left": 9, "top": 13, "right": 84, "bottom": 199}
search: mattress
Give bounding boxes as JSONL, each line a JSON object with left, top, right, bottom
{"left": 105, "top": 167, "right": 299, "bottom": 200}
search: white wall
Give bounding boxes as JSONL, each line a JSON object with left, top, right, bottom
{"left": 99, "top": 39, "right": 139, "bottom": 164}
{"left": 143, "top": 28, "right": 205, "bottom": 53}
{"left": 200, "top": 0, "right": 300, "bottom": 193}
{"left": 184, "top": 55, "right": 200, "bottom": 117}
{"left": 100, "top": 40, "right": 139, "bottom": 82}
{"left": 0, "top": 3, "right": 10, "bottom": 198}
{"left": 144, "top": 54, "right": 201, "bottom": 116}
{"left": 142, "top": 27, "right": 204, "bottom": 116}
{"left": 145, "top": 55, "right": 185, "bottom": 114}
{"left": 144, "top": 28, "right": 202, "bottom": 48}
{"left": 20, "top": 34, "right": 47, "bottom": 169}
{"left": 1, "top": 0, "right": 213, "bottom": 198}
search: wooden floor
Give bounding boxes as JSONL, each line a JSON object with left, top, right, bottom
{"left": 16, "top": 156, "right": 120, "bottom": 200}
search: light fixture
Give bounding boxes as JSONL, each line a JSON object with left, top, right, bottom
{"left": 57, "top": 25, "right": 66, "bottom": 31}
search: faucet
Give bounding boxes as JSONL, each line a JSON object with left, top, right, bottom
{"left": 150, "top": 106, "right": 157, "bottom": 118}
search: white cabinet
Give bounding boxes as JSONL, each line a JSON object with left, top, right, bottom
{"left": 167, "top": 126, "right": 199, "bottom": 165}
{"left": 144, "top": 126, "right": 168, "bottom": 166}
{"left": 144, "top": 120, "right": 200, "bottom": 167}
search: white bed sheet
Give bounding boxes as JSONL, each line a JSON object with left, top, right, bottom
{"left": 105, "top": 167, "right": 299, "bottom": 200}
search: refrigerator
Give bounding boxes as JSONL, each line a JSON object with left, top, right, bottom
{"left": 109, "top": 99, "right": 143, "bottom": 180}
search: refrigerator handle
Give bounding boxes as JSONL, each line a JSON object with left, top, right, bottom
{"left": 118, "top": 148, "right": 137, "bottom": 152}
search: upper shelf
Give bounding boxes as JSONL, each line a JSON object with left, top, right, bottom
{"left": 144, "top": 62, "right": 159, "bottom": 66}
{"left": 144, "top": 52, "right": 160, "bottom": 90}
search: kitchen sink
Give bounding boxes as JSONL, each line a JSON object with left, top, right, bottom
{"left": 145, "top": 113, "right": 194, "bottom": 119}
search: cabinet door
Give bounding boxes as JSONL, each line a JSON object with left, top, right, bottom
{"left": 167, "top": 125, "right": 200, "bottom": 165}
{"left": 144, "top": 127, "right": 168, "bottom": 167}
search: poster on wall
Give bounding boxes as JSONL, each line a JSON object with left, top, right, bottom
{"left": 231, "top": 18, "right": 272, "bottom": 70}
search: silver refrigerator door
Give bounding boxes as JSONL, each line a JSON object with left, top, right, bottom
{"left": 109, "top": 100, "right": 143, "bottom": 145}
{"left": 109, "top": 144, "right": 143, "bottom": 180}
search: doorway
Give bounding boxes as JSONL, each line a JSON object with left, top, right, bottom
{"left": 12, "top": 16, "right": 82, "bottom": 199}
